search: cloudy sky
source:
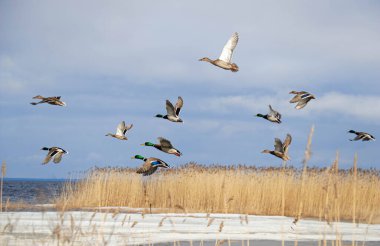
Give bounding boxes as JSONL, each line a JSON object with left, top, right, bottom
{"left": 1, "top": 1, "right": 379, "bottom": 178}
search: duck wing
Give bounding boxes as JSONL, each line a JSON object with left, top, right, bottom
{"left": 53, "top": 152, "right": 64, "bottom": 163}
{"left": 274, "top": 138, "right": 283, "bottom": 153}
{"left": 283, "top": 134, "right": 292, "bottom": 154}
{"left": 268, "top": 105, "right": 281, "bottom": 119}
{"left": 289, "top": 94, "right": 300, "bottom": 103}
{"left": 295, "top": 94, "right": 313, "bottom": 109}
{"left": 165, "top": 100, "right": 176, "bottom": 117}
{"left": 136, "top": 162, "right": 158, "bottom": 176}
{"left": 116, "top": 121, "right": 126, "bottom": 136}
{"left": 219, "top": 32, "right": 239, "bottom": 63}
{"left": 43, "top": 148, "right": 58, "bottom": 164}
{"left": 175, "top": 97, "right": 183, "bottom": 116}
{"left": 123, "top": 124, "right": 133, "bottom": 135}
{"left": 158, "top": 137, "right": 173, "bottom": 148}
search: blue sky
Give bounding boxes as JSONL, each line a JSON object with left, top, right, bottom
{"left": 1, "top": 1, "right": 379, "bottom": 178}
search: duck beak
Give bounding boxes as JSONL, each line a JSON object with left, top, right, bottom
{"left": 131, "top": 156, "right": 135, "bottom": 159}
{"left": 140, "top": 143, "right": 145, "bottom": 146}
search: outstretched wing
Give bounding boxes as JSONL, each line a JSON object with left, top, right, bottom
{"left": 283, "top": 134, "right": 292, "bottom": 154}
{"left": 295, "top": 100, "right": 308, "bottom": 109}
{"left": 165, "top": 100, "right": 176, "bottom": 117}
{"left": 268, "top": 105, "right": 281, "bottom": 119}
{"left": 289, "top": 95, "right": 300, "bottom": 103}
{"left": 42, "top": 149, "right": 58, "bottom": 164}
{"left": 274, "top": 138, "right": 283, "bottom": 153}
{"left": 219, "top": 32, "right": 239, "bottom": 63}
{"left": 296, "top": 92, "right": 314, "bottom": 109}
{"left": 158, "top": 137, "right": 173, "bottom": 148}
{"left": 116, "top": 121, "right": 126, "bottom": 136}
{"left": 175, "top": 97, "right": 183, "bottom": 116}
{"left": 53, "top": 152, "right": 64, "bottom": 163}
{"left": 123, "top": 124, "right": 133, "bottom": 134}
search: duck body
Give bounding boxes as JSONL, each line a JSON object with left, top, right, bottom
{"left": 262, "top": 134, "right": 292, "bottom": 161}
{"left": 131, "top": 155, "right": 170, "bottom": 176}
{"left": 256, "top": 105, "right": 281, "bottom": 123}
{"left": 41, "top": 146, "right": 68, "bottom": 164}
{"left": 348, "top": 130, "right": 375, "bottom": 141}
{"left": 31, "top": 95, "right": 66, "bottom": 106}
{"left": 289, "top": 91, "right": 315, "bottom": 109}
{"left": 156, "top": 97, "right": 184, "bottom": 123}
{"left": 199, "top": 32, "right": 239, "bottom": 72}
{"left": 199, "top": 58, "right": 239, "bottom": 72}
{"left": 141, "top": 137, "right": 182, "bottom": 157}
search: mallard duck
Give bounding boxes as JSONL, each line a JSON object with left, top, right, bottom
{"left": 348, "top": 130, "right": 375, "bottom": 141}
{"left": 31, "top": 95, "right": 66, "bottom": 106}
{"left": 262, "top": 134, "right": 292, "bottom": 161}
{"left": 256, "top": 105, "right": 282, "bottom": 123}
{"left": 155, "top": 97, "right": 183, "bottom": 123}
{"left": 141, "top": 137, "right": 182, "bottom": 156}
{"left": 131, "top": 155, "right": 170, "bottom": 176}
{"left": 41, "top": 147, "right": 68, "bottom": 164}
{"left": 289, "top": 91, "right": 315, "bottom": 109}
{"left": 106, "top": 121, "right": 133, "bottom": 140}
{"left": 199, "top": 32, "right": 239, "bottom": 72}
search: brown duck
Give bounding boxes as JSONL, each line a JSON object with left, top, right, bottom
{"left": 199, "top": 32, "right": 239, "bottom": 72}
{"left": 262, "top": 134, "right": 292, "bottom": 161}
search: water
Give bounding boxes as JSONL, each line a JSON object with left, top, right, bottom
{"left": 1, "top": 178, "right": 67, "bottom": 204}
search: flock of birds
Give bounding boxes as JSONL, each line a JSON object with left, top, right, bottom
{"left": 30, "top": 32, "right": 375, "bottom": 175}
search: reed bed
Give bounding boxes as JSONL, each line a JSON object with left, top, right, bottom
{"left": 56, "top": 163, "right": 380, "bottom": 223}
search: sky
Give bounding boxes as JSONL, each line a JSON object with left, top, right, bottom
{"left": 1, "top": 0, "right": 380, "bottom": 178}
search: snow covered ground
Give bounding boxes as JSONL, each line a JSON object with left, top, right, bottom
{"left": 0, "top": 210, "right": 379, "bottom": 245}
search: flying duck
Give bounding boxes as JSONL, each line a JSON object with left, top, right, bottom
{"left": 41, "top": 147, "right": 68, "bottom": 164}
{"left": 131, "top": 155, "right": 170, "bottom": 176}
{"left": 106, "top": 121, "right": 133, "bottom": 140}
{"left": 141, "top": 137, "right": 182, "bottom": 156}
{"left": 199, "top": 32, "right": 239, "bottom": 72}
{"left": 289, "top": 91, "right": 315, "bottom": 109}
{"left": 31, "top": 95, "right": 66, "bottom": 106}
{"left": 262, "top": 134, "right": 292, "bottom": 161}
{"left": 348, "top": 130, "right": 375, "bottom": 141}
{"left": 155, "top": 96, "right": 184, "bottom": 123}
{"left": 256, "top": 105, "right": 282, "bottom": 123}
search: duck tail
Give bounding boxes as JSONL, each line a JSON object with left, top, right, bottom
{"left": 348, "top": 130, "right": 356, "bottom": 134}
{"left": 30, "top": 102, "right": 39, "bottom": 105}
{"left": 41, "top": 147, "right": 49, "bottom": 151}
{"left": 155, "top": 114, "right": 164, "bottom": 118}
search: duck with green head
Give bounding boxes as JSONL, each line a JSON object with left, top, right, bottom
{"left": 141, "top": 137, "right": 182, "bottom": 157}
{"left": 155, "top": 96, "right": 184, "bottom": 123}
{"left": 256, "top": 105, "right": 282, "bottom": 124}
{"left": 131, "top": 155, "right": 170, "bottom": 176}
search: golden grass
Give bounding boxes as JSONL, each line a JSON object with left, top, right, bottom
{"left": 56, "top": 163, "right": 380, "bottom": 223}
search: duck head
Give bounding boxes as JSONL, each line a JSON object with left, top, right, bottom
{"left": 141, "top": 142, "right": 155, "bottom": 147}
{"left": 131, "top": 155, "right": 145, "bottom": 160}
{"left": 198, "top": 57, "right": 212, "bottom": 63}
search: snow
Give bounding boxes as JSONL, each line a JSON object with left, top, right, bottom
{"left": 0, "top": 211, "right": 379, "bottom": 245}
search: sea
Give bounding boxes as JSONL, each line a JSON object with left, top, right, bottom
{"left": 1, "top": 178, "right": 68, "bottom": 205}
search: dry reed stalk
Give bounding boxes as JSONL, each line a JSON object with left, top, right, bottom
{"left": 352, "top": 154, "right": 358, "bottom": 224}
{"left": 218, "top": 221, "right": 224, "bottom": 232}
{"left": 294, "top": 125, "right": 314, "bottom": 225}
{"left": 1, "top": 160, "right": 6, "bottom": 213}
{"left": 131, "top": 221, "right": 138, "bottom": 228}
